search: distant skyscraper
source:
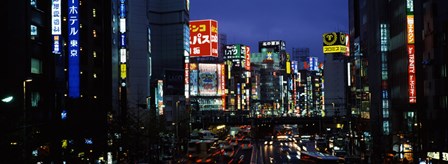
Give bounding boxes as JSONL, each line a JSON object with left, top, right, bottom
{"left": 147, "top": 0, "right": 189, "bottom": 124}
{"left": 323, "top": 54, "right": 347, "bottom": 117}
{"left": 291, "top": 47, "right": 310, "bottom": 62}
{"left": 148, "top": 0, "right": 190, "bottom": 81}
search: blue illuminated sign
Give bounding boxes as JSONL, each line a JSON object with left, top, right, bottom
{"left": 61, "top": 110, "right": 67, "bottom": 120}
{"left": 121, "top": 33, "right": 126, "bottom": 47}
{"left": 120, "top": 3, "right": 126, "bottom": 18}
{"left": 292, "top": 61, "right": 298, "bottom": 74}
{"left": 308, "top": 57, "right": 318, "bottom": 71}
{"left": 85, "top": 138, "right": 93, "bottom": 144}
{"left": 184, "top": 24, "right": 190, "bottom": 53}
{"left": 68, "top": 0, "right": 80, "bottom": 98}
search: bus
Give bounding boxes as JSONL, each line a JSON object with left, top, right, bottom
{"left": 300, "top": 151, "right": 344, "bottom": 164}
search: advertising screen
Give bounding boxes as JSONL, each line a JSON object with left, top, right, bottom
{"left": 199, "top": 64, "right": 218, "bottom": 96}
{"left": 156, "top": 80, "right": 164, "bottom": 116}
{"left": 190, "top": 63, "right": 199, "bottom": 96}
{"left": 189, "top": 19, "right": 218, "bottom": 57}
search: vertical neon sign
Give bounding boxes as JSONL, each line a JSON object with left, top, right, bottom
{"left": 68, "top": 0, "right": 80, "bottom": 98}
{"left": 407, "top": 0, "right": 416, "bottom": 103}
{"left": 52, "top": 0, "right": 61, "bottom": 54}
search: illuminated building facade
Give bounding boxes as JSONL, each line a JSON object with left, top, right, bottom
{"left": 6, "top": 0, "right": 120, "bottom": 162}
{"left": 296, "top": 59, "right": 324, "bottom": 117}
{"left": 347, "top": 0, "right": 448, "bottom": 163}
{"left": 224, "top": 44, "right": 250, "bottom": 111}
{"left": 250, "top": 41, "right": 285, "bottom": 116}
{"left": 347, "top": 0, "right": 373, "bottom": 162}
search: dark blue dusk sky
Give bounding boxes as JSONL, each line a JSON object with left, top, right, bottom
{"left": 190, "top": 0, "right": 348, "bottom": 61}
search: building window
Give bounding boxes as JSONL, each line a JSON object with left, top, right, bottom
{"left": 404, "top": 112, "right": 414, "bottom": 132}
{"left": 441, "top": 96, "right": 448, "bottom": 109}
{"left": 382, "top": 100, "right": 389, "bottom": 118}
{"left": 30, "top": 0, "right": 37, "bottom": 8}
{"left": 93, "top": 51, "right": 97, "bottom": 58}
{"left": 31, "top": 58, "right": 42, "bottom": 74}
{"left": 30, "top": 25, "right": 38, "bottom": 40}
{"left": 441, "top": 64, "right": 447, "bottom": 77}
{"left": 31, "top": 92, "right": 40, "bottom": 107}
{"left": 383, "top": 120, "right": 390, "bottom": 135}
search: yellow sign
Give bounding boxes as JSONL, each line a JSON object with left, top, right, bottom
{"left": 120, "top": 64, "right": 126, "bottom": 79}
{"left": 323, "top": 45, "right": 347, "bottom": 54}
{"left": 286, "top": 61, "right": 291, "bottom": 74}
{"left": 407, "top": 15, "right": 414, "bottom": 44}
{"left": 323, "top": 32, "right": 346, "bottom": 46}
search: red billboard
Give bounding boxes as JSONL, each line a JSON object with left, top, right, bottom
{"left": 408, "top": 45, "right": 416, "bottom": 103}
{"left": 189, "top": 19, "right": 218, "bottom": 57}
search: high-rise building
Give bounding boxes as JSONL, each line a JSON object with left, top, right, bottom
{"left": 419, "top": 0, "right": 448, "bottom": 163}
{"left": 291, "top": 47, "right": 310, "bottom": 63}
{"left": 5, "top": 0, "right": 119, "bottom": 163}
{"left": 347, "top": 0, "right": 373, "bottom": 162}
{"left": 148, "top": 0, "right": 190, "bottom": 81}
{"left": 347, "top": 0, "right": 448, "bottom": 163}
{"left": 4, "top": 1, "right": 57, "bottom": 163}
{"left": 147, "top": 0, "right": 190, "bottom": 160}
{"left": 296, "top": 68, "right": 324, "bottom": 117}
{"left": 323, "top": 54, "right": 347, "bottom": 117}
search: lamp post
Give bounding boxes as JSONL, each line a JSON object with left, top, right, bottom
{"left": 23, "top": 78, "right": 32, "bottom": 162}
{"left": 175, "top": 101, "right": 180, "bottom": 153}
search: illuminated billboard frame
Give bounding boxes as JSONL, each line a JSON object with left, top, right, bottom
{"left": 198, "top": 63, "right": 218, "bottom": 96}
{"left": 189, "top": 19, "right": 218, "bottom": 57}
{"left": 322, "top": 32, "right": 347, "bottom": 54}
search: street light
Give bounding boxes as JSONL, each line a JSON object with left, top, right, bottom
{"left": 23, "top": 78, "right": 32, "bottom": 162}
{"left": 175, "top": 101, "right": 180, "bottom": 153}
{"left": 1, "top": 96, "right": 14, "bottom": 103}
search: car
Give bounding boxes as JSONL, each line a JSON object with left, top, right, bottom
{"left": 223, "top": 145, "right": 235, "bottom": 157}
{"left": 230, "top": 139, "right": 238, "bottom": 147}
{"left": 264, "top": 136, "right": 274, "bottom": 145}
{"left": 280, "top": 145, "right": 292, "bottom": 154}
{"left": 240, "top": 138, "right": 253, "bottom": 150}
{"left": 195, "top": 156, "right": 214, "bottom": 163}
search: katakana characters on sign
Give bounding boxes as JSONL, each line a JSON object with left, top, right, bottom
{"left": 189, "top": 19, "right": 218, "bottom": 57}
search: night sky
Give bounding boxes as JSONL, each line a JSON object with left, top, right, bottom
{"left": 190, "top": 0, "right": 349, "bottom": 61}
